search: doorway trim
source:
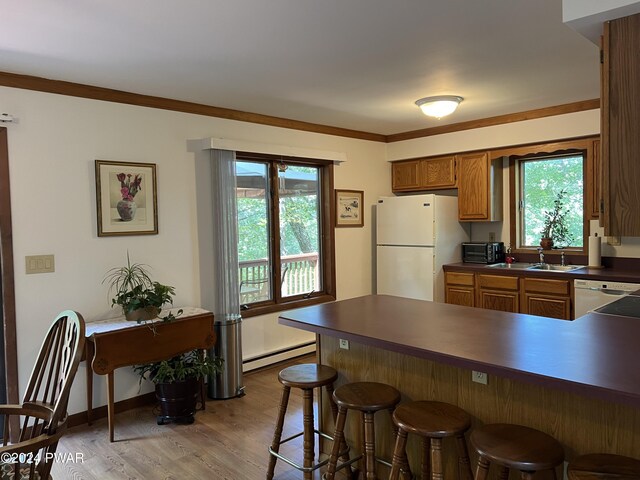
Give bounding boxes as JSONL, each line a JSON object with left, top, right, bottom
{"left": 0, "top": 128, "right": 18, "bottom": 406}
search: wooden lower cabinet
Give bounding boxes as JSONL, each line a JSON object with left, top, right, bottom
{"left": 477, "top": 274, "right": 519, "bottom": 313}
{"left": 445, "top": 271, "right": 573, "bottom": 320}
{"left": 521, "top": 277, "right": 572, "bottom": 320}
{"left": 444, "top": 272, "right": 475, "bottom": 307}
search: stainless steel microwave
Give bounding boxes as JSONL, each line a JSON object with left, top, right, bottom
{"left": 462, "top": 242, "right": 505, "bottom": 264}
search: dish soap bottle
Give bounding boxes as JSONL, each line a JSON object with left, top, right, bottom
{"left": 505, "top": 245, "right": 515, "bottom": 264}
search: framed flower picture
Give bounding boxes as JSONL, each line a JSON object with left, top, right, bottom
{"left": 335, "top": 189, "right": 364, "bottom": 227}
{"left": 95, "top": 160, "right": 158, "bottom": 236}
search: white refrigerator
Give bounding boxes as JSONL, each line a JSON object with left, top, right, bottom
{"left": 376, "top": 194, "right": 469, "bottom": 302}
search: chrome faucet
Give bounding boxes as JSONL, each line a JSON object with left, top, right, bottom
{"left": 561, "top": 251, "right": 566, "bottom": 266}
{"left": 537, "top": 247, "right": 545, "bottom": 265}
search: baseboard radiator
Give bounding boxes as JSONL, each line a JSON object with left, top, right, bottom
{"left": 243, "top": 342, "right": 316, "bottom": 372}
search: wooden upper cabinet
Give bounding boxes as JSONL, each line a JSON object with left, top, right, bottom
{"left": 601, "top": 13, "right": 640, "bottom": 235}
{"left": 420, "top": 156, "right": 456, "bottom": 189}
{"left": 391, "top": 160, "right": 420, "bottom": 191}
{"left": 457, "top": 152, "right": 502, "bottom": 221}
{"left": 391, "top": 156, "right": 456, "bottom": 193}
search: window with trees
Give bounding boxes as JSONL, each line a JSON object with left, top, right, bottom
{"left": 519, "top": 153, "right": 584, "bottom": 249}
{"left": 507, "top": 136, "right": 597, "bottom": 254}
{"left": 235, "top": 152, "right": 335, "bottom": 316}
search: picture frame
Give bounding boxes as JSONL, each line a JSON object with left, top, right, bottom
{"left": 95, "top": 160, "right": 158, "bottom": 236}
{"left": 335, "top": 189, "right": 364, "bottom": 228}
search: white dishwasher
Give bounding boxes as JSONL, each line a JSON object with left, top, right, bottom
{"left": 574, "top": 279, "right": 640, "bottom": 318}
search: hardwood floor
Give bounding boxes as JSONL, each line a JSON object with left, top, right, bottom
{"left": 53, "top": 355, "right": 351, "bottom": 479}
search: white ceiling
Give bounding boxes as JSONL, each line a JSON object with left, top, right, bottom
{"left": 2, "top": 0, "right": 600, "bottom": 135}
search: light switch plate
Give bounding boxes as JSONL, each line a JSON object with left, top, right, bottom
{"left": 25, "top": 254, "right": 55, "bottom": 274}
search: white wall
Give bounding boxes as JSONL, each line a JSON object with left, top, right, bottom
{"left": 0, "top": 86, "right": 388, "bottom": 415}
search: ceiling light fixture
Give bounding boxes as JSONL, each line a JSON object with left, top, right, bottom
{"left": 415, "top": 95, "right": 463, "bottom": 118}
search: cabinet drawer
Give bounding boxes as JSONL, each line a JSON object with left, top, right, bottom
{"left": 477, "top": 274, "right": 519, "bottom": 291}
{"left": 523, "top": 278, "right": 570, "bottom": 295}
{"left": 445, "top": 272, "right": 475, "bottom": 287}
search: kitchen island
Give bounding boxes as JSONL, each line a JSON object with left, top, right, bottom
{"left": 279, "top": 295, "right": 640, "bottom": 477}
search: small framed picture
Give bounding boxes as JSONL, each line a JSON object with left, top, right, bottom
{"left": 335, "top": 189, "right": 364, "bottom": 228}
{"left": 95, "top": 160, "right": 158, "bottom": 236}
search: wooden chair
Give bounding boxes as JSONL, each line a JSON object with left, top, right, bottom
{"left": 0, "top": 310, "right": 85, "bottom": 479}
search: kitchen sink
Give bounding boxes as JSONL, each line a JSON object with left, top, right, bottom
{"left": 487, "top": 262, "right": 535, "bottom": 270}
{"left": 526, "top": 264, "right": 586, "bottom": 272}
{"left": 486, "top": 263, "right": 586, "bottom": 272}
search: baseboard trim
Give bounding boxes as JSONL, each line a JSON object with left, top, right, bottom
{"left": 243, "top": 342, "right": 316, "bottom": 372}
{"left": 67, "top": 391, "right": 156, "bottom": 429}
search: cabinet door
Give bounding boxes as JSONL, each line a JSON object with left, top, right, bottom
{"left": 478, "top": 289, "right": 519, "bottom": 313}
{"left": 446, "top": 286, "right": 475, "bottom": 307}
{"left": 392, "top": 160, "right": 420, "bottom": 191}
{"left": 445, "top": 271, "right": 475, "bottom": 306}
{"left": 420, "top": 156, "right": 456, "bottom": 189}
{"left": 523, "top": 294, "right": 571, "bottom": 320}
{"left": 601, "top": 14, "right": 640, "bottom": 235}
{"left": 522, "top": 277, "right": 571, "bottom": 319}
{"left": 477, "top": 273, "right": 519, "bottom": 312}
{"left": 457, "top": 152, "right": 502, "bottom": 221}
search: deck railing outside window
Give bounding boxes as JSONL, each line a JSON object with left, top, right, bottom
{"left": 239, "top": 252, "right": 319, "bottom": 304}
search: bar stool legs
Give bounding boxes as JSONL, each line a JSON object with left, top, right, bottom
{"left": 389, "top": 400, "right": 473, "bottom": 480}
{"left": 267, "top": 384, "right": 291, "bottom": 480}
{"left": 324, "top": 382, "right": 403, "bottom": 480}
{"left": 266, "top": 364, "right": 348, "bottom": 480}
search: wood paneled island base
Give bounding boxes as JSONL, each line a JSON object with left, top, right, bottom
{"left": 279, "top": 295, "right": 640, "bottom": 479}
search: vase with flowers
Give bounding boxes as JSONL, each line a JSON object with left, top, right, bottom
{"left": 116, "top": 172, "right": 142, "bottom": 222}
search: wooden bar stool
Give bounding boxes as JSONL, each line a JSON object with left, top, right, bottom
{"left": 324, "top": 381, "right": 404, "bottom": 480}
{"left": 568, "top": 453, "right": 640, "bottom": 479}
{"left": 470, "top": 424, "right": 564, "bottom": 480}
{"left": 266, "top": 364, "right": 348, "bottom": 480}
{"left": 389, "top": 400, "right": 473, "bottom": 480}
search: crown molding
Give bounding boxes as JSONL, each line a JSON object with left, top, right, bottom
{"left": 0, "top": 70, "right": 599, "bottom": 144}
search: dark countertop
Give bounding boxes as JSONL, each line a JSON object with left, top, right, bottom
{"left": 279, "top": 294, "right": 640, "bottom": 408}
{"left": 444, "top": 262, "right": 640, "bottom": 283}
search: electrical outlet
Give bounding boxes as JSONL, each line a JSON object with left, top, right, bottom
{"left": 472, "top": 371, "right": 488, "bottom": 385}
{"left": 488, "top": 232, "right": 496, "bottom": 242}
{"left": 339, "top": 339, "right": 350, "bottom": 350}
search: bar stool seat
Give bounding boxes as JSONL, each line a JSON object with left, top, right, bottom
{"left": 390, "top": 401, "right": 473, "bottom": 480}
{"left": 324, "top": 382, "right": 403, "bottom": 480}
{"left": 267, "top": 364, "right": 348, "bottom": 480}
{"left": 470, "top": 423, "right": 564, "bottom": 479}
{"left": 568, "top": 453, "right": 640, "bottom": 479}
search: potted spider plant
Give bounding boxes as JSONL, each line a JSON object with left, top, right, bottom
{"left": 134, "top": 350, "right": 224, "bottom": 424}
{"left": 103, "top": 254, "right": 179, "bottom": 322}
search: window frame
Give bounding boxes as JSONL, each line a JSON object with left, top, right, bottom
{"left": 506, "top": 136, "right": 597, "bottom": 256}
{"left": 235, "top": 151, "right": 336, "bottom": 318}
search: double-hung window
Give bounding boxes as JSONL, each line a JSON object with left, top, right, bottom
{"left": 235, "top": 152, "right": 335, "bottom": 316}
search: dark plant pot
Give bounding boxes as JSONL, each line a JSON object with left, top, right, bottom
{"left": 125, "top": 306, "right": 161, "bottom": 322}
{"left": 540, "top": 237, "right": 554, "bottom": 250}
{"left": 155, "top": 377, "right": 199, "bottom": 424}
